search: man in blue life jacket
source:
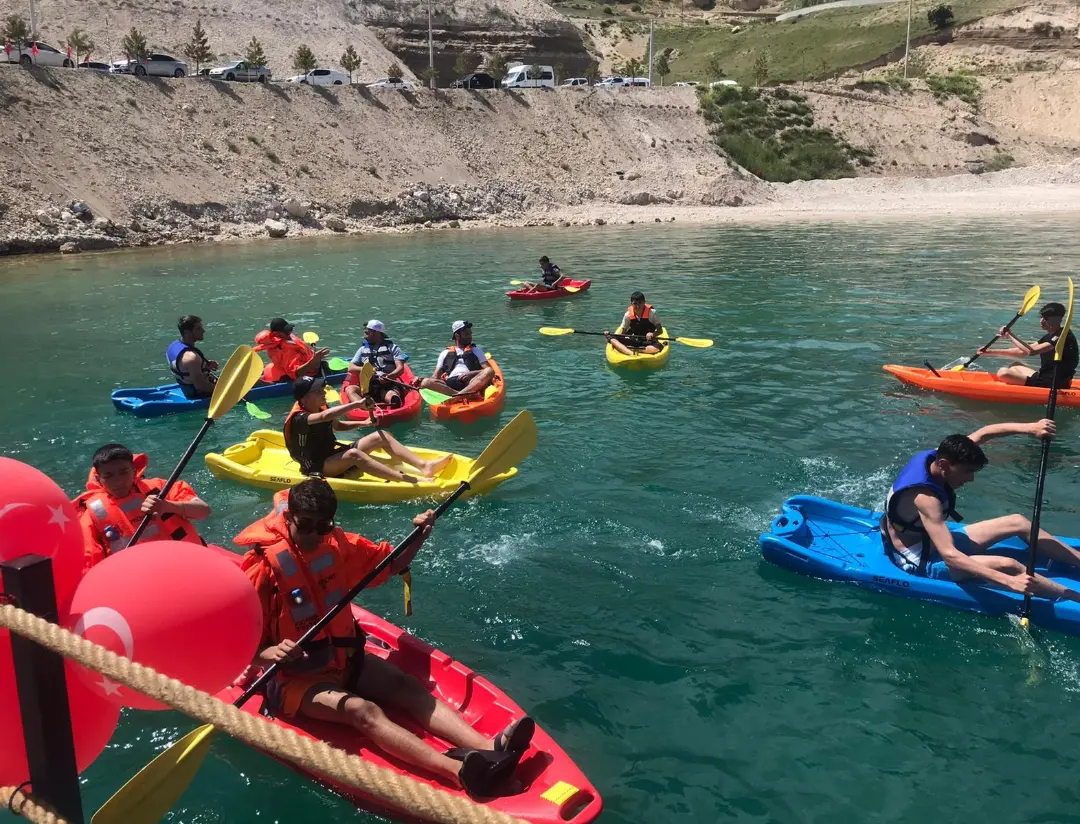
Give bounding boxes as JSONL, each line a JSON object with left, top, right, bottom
{"left": 165, "top": 315, "right": 218, "bottom": 399}
{"left": 882, "top": 418, "right": 1080, "bottom": 601}
{"left": 417, "top": 321, "right": 495, "bottom": 397}
{"left": 343, "top": 320, "right": 410, "bottom": 408}
{"left": 978, "top": 301, "right": 1079, "bottom": 388}
{"left": 518, "top": 256, "right": 564, "bottom": 293}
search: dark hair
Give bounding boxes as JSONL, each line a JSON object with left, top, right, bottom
{"left": 177, "top": 315, "right": 202, "bottom": 335}
{"left": 539, "top": 256, "right": 550, "bottom": 264}
{"left": 92, "top": 443, "right": 134, "bottom": 469}
{"left": 937, "top": 434, "right": 988, "bottom": 469}
{"left": 630, "top": 291, "right": 645, "bottom": 302}
{"left": 288, "top": 478, "right": 338, "bottom": 519}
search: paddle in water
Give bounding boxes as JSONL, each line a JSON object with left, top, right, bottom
{"left": 943, "top": 285, "right": 1041, "bottom": 371}
{"left": 126, "top": 346, "right": 263, "bottom": 548}
{"left": 92, "top": 410, "right": 539, "bottom": 824}
{"left": 538, "top": 327, "right": 714, "bottom": 348}
{"left": 1020, "top": 277, "right": 1074, "bottom": 630}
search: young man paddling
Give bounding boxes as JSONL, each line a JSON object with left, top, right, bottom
{"left": 979, "top": 301, "right": 1079, "bottom": 387}
{"left": 285, "top": 375, "right": 450, "bottom": 483}
{"left": 166, "top": 315, "right": 218, "bottom": 399}
{"left": 883, "top": 419, "right": 1080, "bottom": 601}
{"left": 518, "top": 256, "right": 564, "bottom": 293}
{"left": 604, "top": 291, "right": 664, "bottom": 356}
{"left": 236, "top": 478, "right": 534, "bottom": 796}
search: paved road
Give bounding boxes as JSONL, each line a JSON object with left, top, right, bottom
{"left": 775, "top": 0, "right": 904, "bottom": 23}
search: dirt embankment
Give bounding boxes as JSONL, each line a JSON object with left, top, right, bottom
{"left": 0, "top": 69, "right": 761, "bottom": 254}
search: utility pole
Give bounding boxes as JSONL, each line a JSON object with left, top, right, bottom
{"left": 28, "top": 0, "right": 38, "bottom": 38}
{"left": 428, "top": 0, "right": 435, "bottom": 88}
{"left": 648, "top": 18, "right": 654, "bottom": 85}
{"left": 903, "top": 0, "right": 913, "bottom": 78}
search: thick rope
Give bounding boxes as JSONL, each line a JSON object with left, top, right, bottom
{"left": 2, "top": 784, "right": 68, "bottom": 824}
{"left": 0, "top": 605, "right": 528, "bottom": 824}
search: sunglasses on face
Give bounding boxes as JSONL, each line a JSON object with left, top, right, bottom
{"left": 290, "top": 514, "right": 335, "bottom": 535}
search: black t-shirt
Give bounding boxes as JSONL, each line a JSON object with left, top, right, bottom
{"left": 284, "top": 409, "right": 340, "bottom": 474}
{"left": 1037, "top": 330, "right": 1078, "bottom": 382}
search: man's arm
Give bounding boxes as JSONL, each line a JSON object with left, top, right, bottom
{"left": 431, "top": 351, "right": 447, "bottom": 379}
{"left": 916, "top": 494, "right": 1025, "bottom": 591}
{"left": 305, "top": 401, "right": 369, "bottom": 425}
{"left": 385, "top": 357, "right": 406, "bottom": 381}
{"left": 180, "top": 351, "right": 215, "bottom": 393}
{"left": 294, "top": 347, "right": 331, "bottom": 378}
{"left": 649, "top": 309, "right": 662, "bottom": 334}
{"left": 968, "top": 419, "right": 1055, "bottom": 445}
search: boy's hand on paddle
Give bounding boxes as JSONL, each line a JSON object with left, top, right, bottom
{"left": 141, "top": 494, "right": 169, "bottom": 516}
{"left": 314, "top": 348, "right": 331, "bottom": 361}
{"left": 1030, "top": 419, "right": 1056, "bottom": 440}
{"left": 208, "top": 360, "right": 220, "bottom": 371}
{"left": 264, "top": 639, "right": 307, "bottom": 664}
{"left": 1004, "top": 573, "right": 1038, "bottom": 596}
{"left": 412, "top": 509, "right": 435, "bottom": 541}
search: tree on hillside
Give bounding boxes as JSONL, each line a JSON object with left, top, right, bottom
{"left": 653, "top": 51, "right": 670, "bottom": 86}
{"left": 487, "top": 53, "right": 508, "bottom": 80}
{"left": 454, "top": 51, "right": 479, "bottom": 76}
{"left": 2, "top": 14, "right": 31, "bottom": 50}
{"left": 927, "top": 3, "right": 954, "bottom": 30}
{"left": 340, "top": 44, "right": 362, "bottom": 81}
{"left": 292, "top": 43, "right": 316, "bottom": 74}
{"left": 386, "top": 61, "right": 403, "bottom": 80}
{"left": 752, "top": 53, "right": 769, "bottom": 86}
{"left": 584, "top": 59, "right": 600, "bottom": 85}
{"left": 244, "top": 37, "right": 267, "bottom": 68}
{"left": 421, "top": 65, "right": 438, "bottom": 88}
{"left": 182, "top": 20, "right": 213, "bottom": 74}
{"left": 120, "top": 28, "right": 149, "bottom": 64}
{"left": 554, "top": 59, "right": 566, "bottom": 83}
{"left": 705, "top": 52, "right": 724, "bottom": 83}
{"left": 67, "top": 27, "right": 95, "bottom": 64}
{"left": 619, "top": 56, "right": 643, "bottom": 78}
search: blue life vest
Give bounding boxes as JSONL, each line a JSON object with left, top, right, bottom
{"left": 885, "top": 449, "right": 959, "bottom": 534}
{"left": 165, "top": 339, "right": 213, "bottom": 387}
{"left": 541, "top": 263, "right": 562, "bottom": 286}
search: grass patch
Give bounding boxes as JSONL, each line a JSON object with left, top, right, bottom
{"left": 264, "top": 149, "right": 280, "bottom": 163}
{"left": 984, "top": 151, "right": 1014, "bottom": 173}
{"left": 700, "top": 84, "right": 870, "bottom": 182}
{"left": 200, "top": 139, "right": 215, "bottom": 152}
{"left": 226, "top": 140, "right": 240, "bottom": 153}
{"left": 925, "top": 71, "right": 981, "bottom": 108}
{"left": 247, "top": 134, "right": 262, "bottom": 146}
{"left": 299, "top": 163, "right": 312, "bottom": 175}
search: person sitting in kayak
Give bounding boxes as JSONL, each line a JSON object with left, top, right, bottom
{"left": 343, "top": 320, "right": 409, "bottom": 409}
{"left": 978, "top": 301, "right": 1078, "bottom": 388}
{"left": 166, "top": 315, "right": 218, "bottom": 399}
{"left": 235, "top": 478, "right": 535, "bottom": 797}
{"left": 883, "top": 419, "right": 1080, "bottom": 602}
{"left": 417, "top": 321, "right": 495, "bottom": 397}
{"left": 518, "top": 256, "right": 564, "bottom": 293}
{"left": 285, "top": 375, "right": 450, "bottom": 483}
{"left": 253, "top": 318, "right": 331, "bottom": 383}
{"left": 604, "top": 291, "right": 664, "bottom": 355}
{"left": 74, "top": 443, "right": 211, "bottom": 570}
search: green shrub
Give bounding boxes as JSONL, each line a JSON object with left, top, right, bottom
{"left": 984, "top": 151, "right": 1014, "bottom": 172}
{"left": 926, "top": 71, "right": 981, "bottom": 108}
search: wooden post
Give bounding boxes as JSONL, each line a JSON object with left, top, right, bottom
{"left": 2, "top": 555, "right": 86, "bottom": 824}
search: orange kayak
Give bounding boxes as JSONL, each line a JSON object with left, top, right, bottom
{"left": 882, "top": 364, "right": 1080, "bottom": 407}
{"left": 429, "top": 358, "right": 506, "bottom": 424}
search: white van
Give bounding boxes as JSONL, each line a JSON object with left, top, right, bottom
{"left": 628, "top": 77, "right": 651, "bottom": 87}
{"left": 501, "top": 62, "right": 555, "bottom": 89}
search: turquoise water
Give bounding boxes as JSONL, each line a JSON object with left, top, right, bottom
{"left": 3, "top": 219, "right": 1080, "bottom": 823}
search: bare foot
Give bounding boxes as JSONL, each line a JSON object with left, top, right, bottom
{"left": 423, "top": 455, "right": 453, "bottom": 479}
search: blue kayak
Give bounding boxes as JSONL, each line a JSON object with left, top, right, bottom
{"left": 760, "top": 495, "right": 1080, "bottom": 637}
{"left": 112, "top": 369, "right": 348, "bottom": 418}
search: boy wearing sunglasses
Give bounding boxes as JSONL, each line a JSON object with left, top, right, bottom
{"left": 236, "top": 479, "right": 534, "bottom": 796}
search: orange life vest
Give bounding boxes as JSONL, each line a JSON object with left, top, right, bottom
{"left": 625, "top": 303, "right": 656, "bottom": 336}
{"left": 73, "top": 453, "right": 205, "bottom": 561}
{"left": 253, "top": 330, "right": 313, "bottom": 383}
{"left": 236, "top": 490, "right": 358, "bottom": 674}
{"left": 628, "top": 303, "right": 654, "bottom": 320}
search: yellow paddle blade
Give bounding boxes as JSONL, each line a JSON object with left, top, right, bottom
{"left": 539, "top": 327, "right": 575, "bottom": 336}
{"left": 325, "top": 386, "right": 341, "bottom": 403}
{"left": 468, "top": 409, "right": 538, "bottom": 486}
{"left": 509, "top": 280, "right": 526, "bottom": 286}
{"left": 208, "top": 346, "right": 263, "bottom": 421}
{"left": 1020, "top": 285, "right": 1042, "bottom": 316}
{"left": 563, "top": 286, "right": 580, "bottom": 293}
{"left": 1055, "top": 278, "right": 1074, "bottom": 361}
{"left": 675, "top": 337, "right": 714, "bottom": 348}
{"left": 358, "top": 362, "right": 375, "bottom": 395}
{"left": 302, "top": 331, "right": 319, "bottom": 345}
{"left": 92, "top": 724, "right": 217, "bottom": 824}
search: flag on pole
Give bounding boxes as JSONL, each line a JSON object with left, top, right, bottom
{"left": 31, "top": 41, "right": 39, "bottom": 56}
{"left": 3, "top": 41, "right": 11, "bottom": 57}
{"left": 66, "top": 43, "right": 72, "bottom": 58}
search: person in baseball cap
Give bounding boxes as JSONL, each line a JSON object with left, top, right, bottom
{"left": 979, "top": 299, "right": 1077, "bottom": 388}
{"left": 342, "top": 320, "right": 412, "bottom": 409}
{"left": 417, "top": 321, "right": 496, "bottom": 397}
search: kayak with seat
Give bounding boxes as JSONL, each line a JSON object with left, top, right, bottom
{"left": 882, "top": 364, "right": 1080, "bottom": 408}
{"left": 506, "top": 279, "right": 592, "bottom": 301}
{"left": 605, "top": 326, "right": 671, "bottom": 371}
{"left": 429, "top": 358, "right": 506, "bottom": 425}
{"left": 760, "top": 495, "right": 1080, "bottom": 636}
{"left": 204, "top": 429, "right": 517, "bottom": 504}
{"left": 113, "top": 368, "right": 348, "bottom": 418}
{"left": 216, "top": 603, "right": 603, "bottom": 824}
{"left": 340, "top": 364, "right": 422, "bottom": 426}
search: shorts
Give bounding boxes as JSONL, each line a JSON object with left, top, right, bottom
{"left": 445, "top": 374, "right": 471, "bottom": 392}
{"left": 178, "top": 383, "right": 213, "bottom": 400}
{"left": 1025, "top": 372, "right": 1055, "bottom": 388}
{"left": 884, "top": 528, "right": 971, "bottom": 579}
{"left": 299, "top": 441, "right": 350, "bottom": 476}
{"left": 368, "top": 376, "right": 402, "bottom": 404}
{"left": 268, "top": 656, "right": 365, "bottom": 718}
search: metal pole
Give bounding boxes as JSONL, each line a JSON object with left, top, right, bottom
{"left": 648, "top": 18, "right": 654, "bottom": 86}
{"left": 903, "top": 0, "right": 913, "bottom": 78}
{"left": 2, "top": 556, "right": 86, "bottom": 824}
{"left": 28, "top": 0, "right": 38, "bottom": 38}
{"left": 428, "top": 0, "right": 435, "bottom": 89}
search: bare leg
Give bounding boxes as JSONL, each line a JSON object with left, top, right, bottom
{"left": 419, "top": 377, "right": 457, "bottom": 396}
{"left": 964, "top": 514, "right": 1080, "bottom": 569}
{"left": 954, "top": 555, "right": 1080, "bottom": 602}
{"left": 323, "top": 447, "right": 419, "bottom": 483}
{"left": 607, "top": 336, "right": 633, "bottom": 356}
{"left": 996, "top": 364, "right": 1035, "bottom": 385}
{"left": 458, "top": 367, "right": 494, "bottom": 396}
{"left": 353, "top": 430, "right": 451, "bottom": 478}
{"left": 343, "top": 384, "right": 365, "bottom": 404}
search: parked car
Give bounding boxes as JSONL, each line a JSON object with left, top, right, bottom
{"left": 1, "top": 41, "right": 73, "bottom": 68}
{"left": 289, "top": 68, "right": 350, "bottom": 85}
{"left": 673, "top": 80, "right": 699, "bottom": 87}
{"left": 208, "top": 61, "right": 271, "bottom": 83}
{"left": 628, "top": 77, "right": 651, "bottom": 87}
{"left": 709, "top": 79, "right": 740, "bottom": 87}
{"left": 501, "top": 63, "right": 555, "bottom": 89}
{"left": 559, "top": 77, "right": 589, "bottom": 87}
{"left": 367, "top": 77, "right": 414, "bottom": 89}
{"left": 111, "top": 53, "right": 187, "bottom": 77}
{"left": 78, "top": 61, "right": 112, "bottom": 72}
{"left": 450, "top": 72, "right": 495, "bottom": 89}
{"left": 595, "top": 76, "right": 630, "bottom": 88}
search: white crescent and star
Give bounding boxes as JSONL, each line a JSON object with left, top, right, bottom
{"left": 74, "top": 606, "right": 135, "bottom": 698}
{"left": 0, "top": 499, "right": 76, "bottom": 563}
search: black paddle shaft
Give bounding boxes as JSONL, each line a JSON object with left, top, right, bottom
{"left": 235, "top": 479, "right": 473, "bottom": 707}
{"left": 126, "top": 417, "right": 215, "bottom": 549}
{"left": 965, "top": 311, "right": 1026, "bottom": 370}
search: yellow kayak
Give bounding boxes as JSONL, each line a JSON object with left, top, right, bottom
{"left": 605, "top": 326, "right": 672, "bottom": 370}
{"left": 205, "top": 430, "right": 518, "bottom": 504}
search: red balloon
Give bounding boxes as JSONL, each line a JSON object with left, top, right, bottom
{"left": 66, "top": 542, "right": 261, "bottom": 711}
{"left": 0, "top": 633, "right": 121, "bottom": 785}
{"left": 0, "top": 457, "right": 85, "bottom": 616}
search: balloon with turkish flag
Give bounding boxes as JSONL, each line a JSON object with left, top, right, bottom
{"left": 66, "top": 542, "right": 262, "bottom": 711}
{"left": 30, "top": 41, "right": 38, "bottom": 57}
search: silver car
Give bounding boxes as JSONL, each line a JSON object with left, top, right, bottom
{"left": 208, "top": 61, "right": 271, "bottom": 83}
{"left": 1, "top": 41, "right": 74, "bottom": 68}
{"left": 110, "top": 53, "right": 187, "bottom": 77}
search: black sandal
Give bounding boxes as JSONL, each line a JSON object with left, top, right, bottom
{"left": 495, "top": 716, "right": 535, "bottom": 754}
{"left": 458, "top": 749, "right": 524, "bottom": 798}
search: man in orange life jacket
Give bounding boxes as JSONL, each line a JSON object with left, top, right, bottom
{"left": 74, "top": 443, "right": 211, "bottom": 570}
{"left": 253, "top": 318, "right": 331, "bottom": 383}
{"left": 166, "top": 315, "right": 218, "bottom": 399}
{"left": 417, "top": 321, "right": 495, "bottom": 397}
{"left": 236, "top": 478, "right": 535, "bottom": 796}
{"left": 285, "top": 375, "right": 451, "bottom": 483}
{"left": 605, "top": 291, "right": 664, "bottom": 356}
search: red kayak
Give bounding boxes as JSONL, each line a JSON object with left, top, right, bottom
{"left": 341, "top": 364, "right": 422, "bottom": 425}
{"left": 217, "top": 604, "right": 603, "bottom": 824}
{"left": 506, "top": 279, "right": 591, "bottom": 301}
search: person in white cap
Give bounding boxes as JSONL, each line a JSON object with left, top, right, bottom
{"left": 419, "top": 321, "right": 495, "bottom": 397}
{"left": 343, "top": 320, "right": 411, "bottom": 408}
